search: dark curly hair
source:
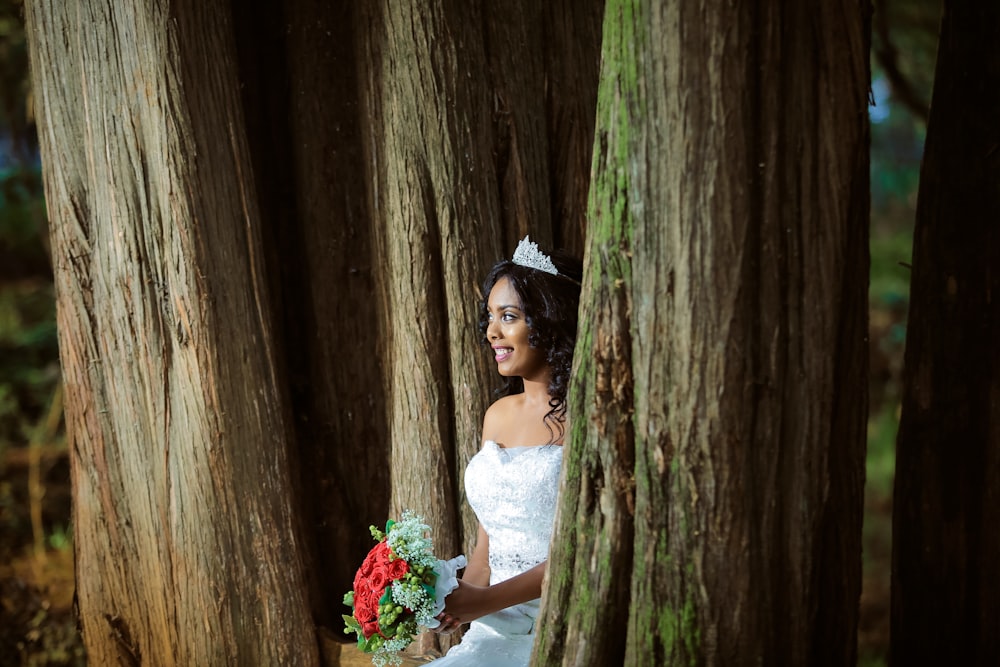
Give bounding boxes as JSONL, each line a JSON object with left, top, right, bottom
{"left": 479, "top": 248, "right": 583, "bottom": 444}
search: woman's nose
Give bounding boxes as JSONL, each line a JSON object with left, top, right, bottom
{"left": 487, "top": 318, "right": 500, "bottom": 340}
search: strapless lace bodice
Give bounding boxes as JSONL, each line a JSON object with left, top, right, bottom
{"left": 464, "top": 440, "right": 563, "bottom": 584}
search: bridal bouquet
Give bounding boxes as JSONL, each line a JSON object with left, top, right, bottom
{"left": 343, "top": 511, "right": 466, "bottom": 667}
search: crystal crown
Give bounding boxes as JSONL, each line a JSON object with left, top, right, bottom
{"left": 512, "top": 236, "right": 558, "bottom": 275}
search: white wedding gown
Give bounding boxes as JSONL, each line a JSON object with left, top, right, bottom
{"left": 430, "top": 440, "right": 563, "bottom": 666}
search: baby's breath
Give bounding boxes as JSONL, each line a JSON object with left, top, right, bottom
{"left": 386, "top": 510, "right": 436, "bottom": 569}
{"left": 390, "top": 579, "right": 435, "bottom": 625}
{"left": 371, "top": 636, "right": 410, "bottom": 667}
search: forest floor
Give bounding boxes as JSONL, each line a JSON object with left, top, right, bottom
{"left": 0, "top": 451, "right": 83, "bottom": 666}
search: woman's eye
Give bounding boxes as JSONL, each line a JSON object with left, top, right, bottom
{"left": 501, "top": 312, "right": 516, "bottom": 322}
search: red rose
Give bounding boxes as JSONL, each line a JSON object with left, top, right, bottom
{"left": 359, "top": 541, "right": 390, "bottom": 576}
{"left": 373, "top": 541, "right": 391, "bottom": 562}
{"left": 368, "top": 566, "right": 388, "bottom": 593}
{"left": 350, "top": 540, "right": 404, "bottom": 641}
{"left": 362, "top": 619, "right": 380, "bottom": 639}
{"left": 366, "top": 587, "right": 383, "bottom": 612}
{"left": 355, "top": 541, "right": 393, "bottom": 595}
{"left": 354, "top": 587, "right": 374, "bottom": 616}
{"left": 386, "top": 557, "right": 409, "bottom": 581}
{"left": 354, "top": 588, "right": 383, "bottom": 636}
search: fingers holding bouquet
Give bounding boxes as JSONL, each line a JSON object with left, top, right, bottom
{"left": 438, "top": 579, "right": 495, "bottom": 626}
{"left": 433, "top": 612, "right": 461, "bottom": 634}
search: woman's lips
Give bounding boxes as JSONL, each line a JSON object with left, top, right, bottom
{"left": 493, "top": 347, "right": 513, "bottom": 362}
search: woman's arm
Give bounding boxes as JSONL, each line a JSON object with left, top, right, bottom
{"left": 439, "top": 561, "right": 546, "bottom": 627}
{"left": 461, "top": 524, "right": 491, "bottom": 587}
{"left": 435, "top": 523, "right": 492, "bottom": 633}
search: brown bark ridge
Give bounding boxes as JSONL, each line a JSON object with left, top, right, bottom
{"left": 891, "top": 2, "right": 1000, "bottom": 664}
{"left": 356, "top": 0, "right": 506, "bottom": 655}
{"left": 536, "top": 0, "right": 869, "bottom": 665}
{"left": 357, "top": 0, "right": 498, "bottom": 566}
{"left": 24, "top": 1, "right": 317, "bottom": 664}
{"left": 482, "top": 0, "right": 551, "bottom": 249}
{"left": 229, "top": 0, "right": 393, "bottom": 627}
{"left": 481, "top": 0, "right": 604, "bottom": 257}
{"left": 542, "top": 0, "right": 604, "bottom": 256}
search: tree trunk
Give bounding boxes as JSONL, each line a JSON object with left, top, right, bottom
{"left": 354, "top": 0, "right": 603, "bottom": 654}
{"left": 536, "top": 1, "right": 870, "bottom": 665}
{"left": 229, "top": 0, "right": 393, "bottom": 627}
{"left": 542, "top": 0, "right": 604, "bottom": 255}
{"left": 24, "top": 1, "right": 317, "bottom": 665}
{"left": 354, "top": 0, "right": 603, "bottom": 564}
{"left": 890, "top": 2, "right": 1000, "bottom": 664}
{"left": 357, "top": 0, "right": 502, "bottom": 560}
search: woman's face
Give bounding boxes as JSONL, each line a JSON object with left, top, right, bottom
{"left": 485, "top": 277, "right": 548, "bottom": 381}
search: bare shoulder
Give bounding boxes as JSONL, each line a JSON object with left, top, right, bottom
{"left": 481, "top": 395, "right": 521, "bottom": 444}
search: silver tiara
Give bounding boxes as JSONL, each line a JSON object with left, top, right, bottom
{"left": 512, "top": 235, "right": 558, "bottom": 275}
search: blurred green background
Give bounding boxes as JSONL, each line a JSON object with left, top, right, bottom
{"left": 0, "top": 0, "right": 938, "bottom": 664}
{"left": 0, "top": 1, "right": 82, "bottom": 664}
{"left": 860, "top": 3, "right": 940, "bottom": 666}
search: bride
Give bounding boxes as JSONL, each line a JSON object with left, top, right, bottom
{"left": 430, "top": 237, "right": 582, "bottom": 665}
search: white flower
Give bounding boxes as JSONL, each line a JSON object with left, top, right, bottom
{"left": 386, "top": 511, "right": 436, "bottom": 569}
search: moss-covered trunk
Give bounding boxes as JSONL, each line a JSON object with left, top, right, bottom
{"left": 535, "top": 0, "right": 870, "bottom": 664}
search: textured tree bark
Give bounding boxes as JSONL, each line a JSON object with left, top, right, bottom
{"left": 229, "top": 0, "right": 393, "bottom": 627}
{"left": 24, "top": 1, "right": 317, "bottom": 665}
{"left": 542, "top": 0, "right": 604, "bottom": 255}
{"left": 482, "top": 0, "right": 551, "bottom": 249}
{"left": 481, "top": 0, "right": 603, "bottom": 257}
{"left": 536, "top": 1, "right": 870, "bottom": 665}
{"left": 891, "top": 3, "right": 1000, "bottom": 664}
{"left": 353, "top": 2, "right": 604, "bottom": 656}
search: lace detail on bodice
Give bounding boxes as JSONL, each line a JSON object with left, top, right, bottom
{"left": 463, "top": 440, "right": 563, "bottom": 584}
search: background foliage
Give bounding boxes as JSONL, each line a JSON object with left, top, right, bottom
{"left": 861, "top": 2, "right": 942, "bottom": 664}
{"left": 0, "top": 1, "right": 82, "bottom": 664}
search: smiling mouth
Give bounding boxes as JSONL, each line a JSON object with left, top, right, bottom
{"left": 493, "top": 347, "right": 513, "bottom": 362}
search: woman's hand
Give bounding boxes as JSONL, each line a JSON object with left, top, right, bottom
{"left": 433, "top": 612, "right": 462, "bottom": 634}
{"left": 434, "top": 579, "right": 494, "bottom": 632}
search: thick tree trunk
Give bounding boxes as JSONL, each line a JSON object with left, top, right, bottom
{"left": 542, "top": 0, "right": 604, "bottom": 255}
{"left": 25, "top": 1, "right": 317, "bottom": 665}
{"left": 354, "top": 0, "right": 603, "bottom": 565}
{"left": 354, "top": 2, "right": 601, "bottom": 655}
{"left": 536, "top": 1, "right": 869, "bottom": 665}
{"left": 356, "top": 0, "right": 501, "bottom": 572}
{"left": 890, "top": 3, "right": 1000, "bottom": 664}
{"left": 480, "top": 0, "right": 603, "bottom": 257}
